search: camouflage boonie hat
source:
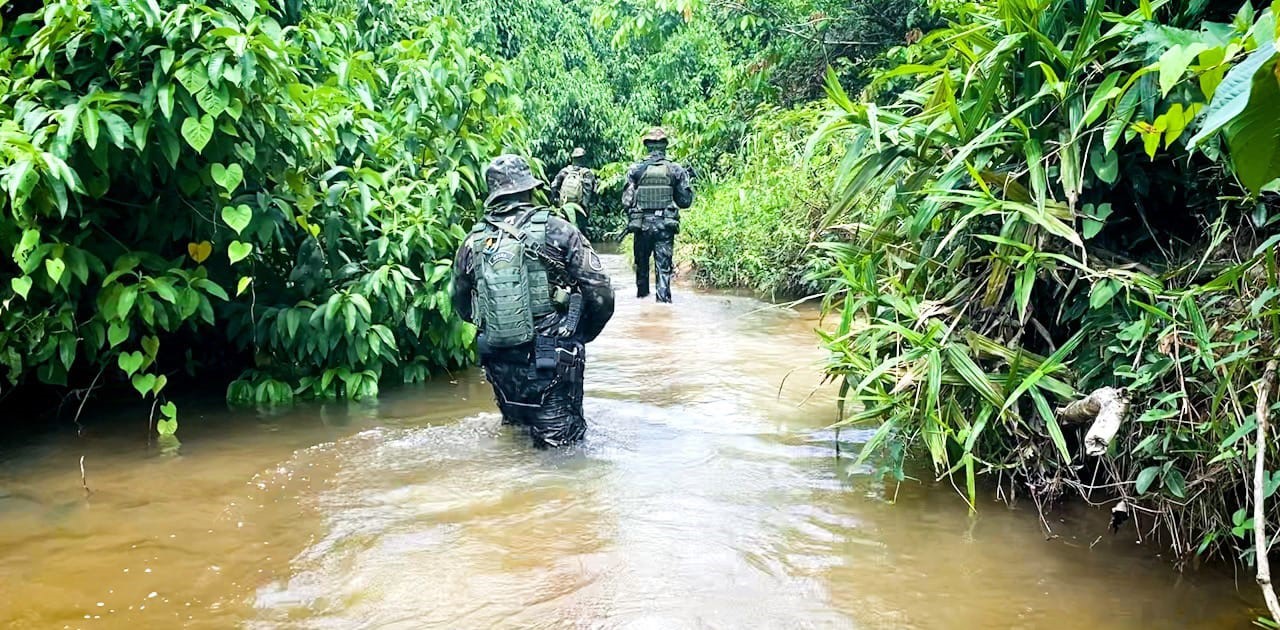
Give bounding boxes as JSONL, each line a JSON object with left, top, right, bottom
{"left": 571, "top": 147, "right": 586, "bottom": 158}
{"left": 642, "top": 127, "right": 669, "bottom": 145}
{"left": 484, "top": 154, "right": 543, "bottom": 205}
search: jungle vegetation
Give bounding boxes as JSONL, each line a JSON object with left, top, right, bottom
{"left": 4, "top": 0, "right": 1280, "bottom": 604}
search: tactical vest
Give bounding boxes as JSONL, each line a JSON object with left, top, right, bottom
{"left": 560, "top": 167, "right": 586, "bottom": 205}
{"left": 636, "top": 161, "right": 674, "bottom": 211}
{"left": 466, "top": 208, "right": 555, "bottom": 348}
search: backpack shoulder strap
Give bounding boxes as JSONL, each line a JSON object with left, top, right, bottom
{"left": 485, "top": 207, "right": 561, "bottom": 271}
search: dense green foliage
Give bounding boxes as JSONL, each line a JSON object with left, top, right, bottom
{"left": 678, "top": 105, "right": 830, "bottom": 296}
{"left": 0, "top": 0, "right": 524, "bottom": 425}
{"left": 811, "top": 0, "right": 1280, "bottom": 565}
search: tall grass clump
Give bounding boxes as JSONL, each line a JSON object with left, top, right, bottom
{"left": 812, "top": 0, "right": 1280, "bottom": 572}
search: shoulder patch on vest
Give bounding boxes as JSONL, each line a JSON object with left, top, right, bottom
{"left": 587, "top": 250, "right": 604, "bottom": 271}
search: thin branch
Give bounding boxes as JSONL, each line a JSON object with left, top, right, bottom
{"left": 1254, "top": 360, "right": 1280, "bottom": 621}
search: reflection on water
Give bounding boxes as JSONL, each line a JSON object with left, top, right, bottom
{"left": 0, "top": 254, "right": 1260, "bottom": 628}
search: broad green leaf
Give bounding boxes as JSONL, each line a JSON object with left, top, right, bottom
{"left": 1189, "top": 41, "right": 1276, "bottom": 148}
{"left": 99, "top": 111, "right": 131, "bottom": 148}
{"left": 1090, "top": 146, "right": 1118, "bottom": 185}
{"left": 196, "top": 86, "right": 229, "bottom": 118}
{"left": 1158, "top": 44, "right": 1208, "bottom": 96}
{"left": 159, "top": 83, "right": 175, "bottom": 119}
{"left": 131, "top": 373, "right": 157, "bottom": 397}
{"left": 108, "top": 321, "right": 129, "bottom": 347}
{"left": 228, "top": 241, "right": 253, "bottom": 264}
{"left": 231, "top": 0, "right": 255, "bottom": 20}
{"left": 221, "top": 204, "right": 252, "bottom": 234}
{"left": 1135, "top": 466, "right": 1161, "bottom": 494}
{"left": 211, "top": 163, "right": 244, "bottom": 193}
{"left": 45, "top": 258, "right": 66, "bottom": 284}
{"left": 1223, "top": 62, "right": 1280, "bottom": 194}
{"left": 142, "top": 335, "right": 160, "bottom": 358}
{"left": 1164, "top": 469, "right": 1187, "bottom": 499}
{"left": 156, "top": 418, "right": 178, "bottom": 436}
{"left": 82, "top": 108, "right": 100, "bottom": 150}
{"left": 181, "top": 114, "right": 215, "bottom": 153}
{"left": 237, "top": 276, "right": 252, "bottom": 296}
{"left": 1089, "top": 279, "right": 1120, "bottom": 309}
{"left": 10, "top": 276, "right": 31, "bottom": 299}
{"left": 117, "top": 351, "right": 144, "bottom": 377}
{"left": 176, "top": 64, "right": 209, "bottom": 95}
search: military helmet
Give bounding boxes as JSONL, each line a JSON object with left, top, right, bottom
{"left": 642, "top": 127, "right": 669, "bottom": 145}
{"left": 571, "top": 147, "right": 586, "bottom": 159}
{"left": 484, "top": 154, "right": 543, "bottom": 205}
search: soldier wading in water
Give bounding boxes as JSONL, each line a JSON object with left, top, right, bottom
{"left": 622, "top": 127, "right": 694, "bottom": 303}
{"left": 451, "top": 155, "right": 615, "bottom": 447}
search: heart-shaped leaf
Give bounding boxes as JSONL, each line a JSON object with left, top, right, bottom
{"left": 181, "top": 114, "right": 214, "bottom": 153}
{"left": 196, "top": 86, "right": 229, "bottom": 119}
{"left": 142, "top": 335, "right": 160, "bottom": 358}
{"left": 211, "top": 163, "right": 244, "bottom": 193}
{"left": 118, "top": 351, "right": 144, "bottom": 378}
{"left": 107, "top": 321, "right": 129, "bottom": 347}
{"left": 187, "top": 240, "right": 212, "bottom": 263}
{"left": 237, "top": 276, "right": 253, "bottom": 296}
{"left": 175, "top": 65, "right": 209, "bottom": 95}
{"left": 161, "top": 401, "right": 177, "bottom": 419}
{"left": 221, "top": 204, "right": 252, "bottom": 235}
{"left": 228, "top": 241, "right": 253, "bottom": 264}
{"left": 10, "top": 276, "right": 32, "bottom": 299}
{"left": 156, "top": 417, "right": 179, "bottom": 436}
{"left": 152, "top": 374, "right": 168, "bottom": 395}
{"left": 45, "top": 258, "right": 66, "bottom": 284}
{"left": 131, "top": 373, "right": 157, "bottom": 397}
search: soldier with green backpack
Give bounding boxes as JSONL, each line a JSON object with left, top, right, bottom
{"left": 550, "top": 147, "right": 597, "bottom": 229}
{"left": 622, "top": 127, "right": 694, "bottom": 303}
{"left": 451, "top": 155, "right": 615, "bottom": 447}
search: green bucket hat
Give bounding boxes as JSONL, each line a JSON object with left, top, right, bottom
{"left": 483, "top": 154, "right": 543, "bottom": 205}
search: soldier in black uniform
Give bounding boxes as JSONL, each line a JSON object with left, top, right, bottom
{"left": 451, "top": 155, "right": 615, "bottom": 447}
{"left": 621, "top": 128, "right": 694, "bottom": 303}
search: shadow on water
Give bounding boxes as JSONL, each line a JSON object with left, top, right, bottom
{"left": 0, "top": 253, "right": 1262, "bottom": 628}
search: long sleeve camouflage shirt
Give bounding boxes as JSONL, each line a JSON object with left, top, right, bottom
{"left": 451, "top": 201, "right": 615, "bottom": 343}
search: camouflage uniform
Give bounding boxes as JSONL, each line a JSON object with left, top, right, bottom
{"left": 621, "top": 128, "right": 694, "bottom": 303}
{"left": 452, "top": 155, "right": 615, "bottom": 447}
{"left": 550, "top": 147, "right": 597, "bottom": 228}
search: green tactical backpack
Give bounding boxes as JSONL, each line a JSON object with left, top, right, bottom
{"left": 636, "top": 161, "right": 673, "bottom": 211}
{"left": 466, "top": 208, "right": 555, "bottom": 348}
{"left": 560, "top": 167, "right": 586, "bottom": 206}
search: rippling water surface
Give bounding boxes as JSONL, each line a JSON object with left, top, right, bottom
{"left": 0, "top": 253, "right": 1259, "bottom": 628}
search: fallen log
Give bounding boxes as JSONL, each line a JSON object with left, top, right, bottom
{"left": 1056, "top": 386, "right": 1129, "bottom": 456}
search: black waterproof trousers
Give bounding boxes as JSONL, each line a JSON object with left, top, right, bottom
{"left": 633, "top": 229, "right": 674, "bottom": 303}
{"left": 482, "top": 339, "right": 587, "bottom": 448}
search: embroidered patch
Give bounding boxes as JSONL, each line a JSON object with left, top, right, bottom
{"left": 587, "top": 251, "right": 604, "bottom": 271}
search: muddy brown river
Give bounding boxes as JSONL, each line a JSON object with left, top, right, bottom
{"left": 0, "top": 253, "right": 1262, "bottom": 628}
